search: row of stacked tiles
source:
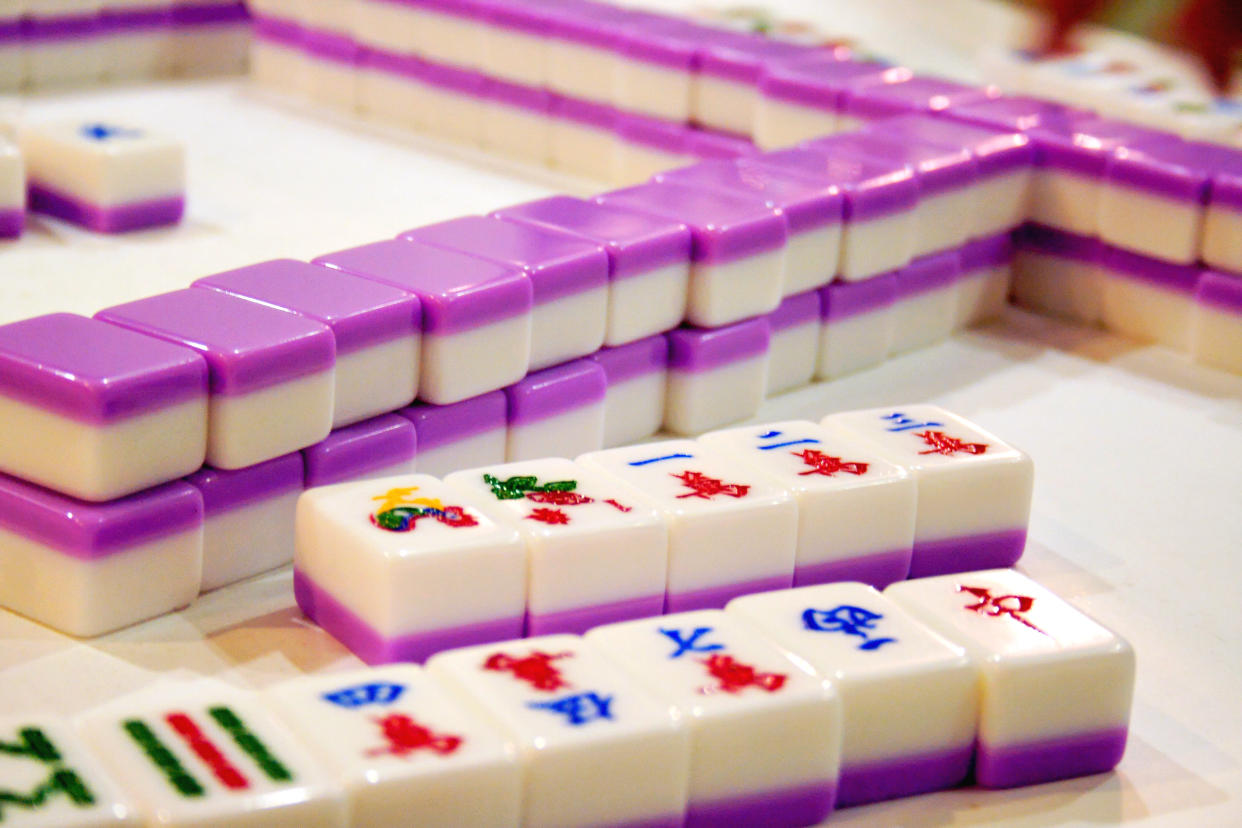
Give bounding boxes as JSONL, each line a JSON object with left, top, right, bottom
{"left": 4, "top": 570, "right": 1133, "bottom": 828}
{"left": 247, "top": 0, "right": 986, "bottom": 148}
{"left": 247, "top": 7, "right": 1006, "bottom": 183}
{"left": 295, "top": 406, "right": 1034, "bottom": 666}
{"left": 251, "top": 16, "right": 765, "bottom": 187}
{"left": 943, "top": 97, "right": 1242, "bottom": 271}
{"left": 0, "top": 119, "right": 187, "bottom": 238}
{"left": 1012, "top": 225, "right": 1242, "bottom": 374}
{"left": 250, "top": 7, "right": 1242, "bottom": 283}
{"left": 0, "top": 111, "right": 1026, "bottom": 505}
{"left": 0, "top": 1, "right": 250, "bottom": 90}
{"left": 0, "top": 405, "right": 1034, "bottom": 639}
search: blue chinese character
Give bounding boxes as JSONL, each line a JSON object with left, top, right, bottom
{"left": 528, "top": 692, "right": 614, "bottom": 726}
{"left": 755, "top": 429, "right": 820, "bottom": 451}
{"left": 629, "top": 453, "right": 694, "bottom": 467}
{"left": 881, "top": 412, "right": 943, "bottom": 433}
{"left": 322, "top": 682, "right": 407, "bottom": 708}
{"left": 79, "top": 123, "right": 141, "bottom": 142}
{"left": 659, "top": 626, "right": 725, "bottom": 658}
{"left": 802, "top": 605, "right": 896, "bottom": 651}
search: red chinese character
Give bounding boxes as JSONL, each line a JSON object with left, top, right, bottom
{"left": 700, "top": 654, "right": 787, "bottom": 694}
{"left": 958, "top": 586, "right": 1046, "bottom": 635}
{"left": 526, "top": 507, "right": 571, "bottom": 525}
{"left": 525, "top": 490, "right": 594, "bottom": 506}
{"left": 672, "top": 471, "right": 750, "bottom": 500}
{"left": 483, "top": 650, "right": 573, "bottom": 691}
{"left": 915, "top": 431, "right": 989, "bottom": 457}
{"left": 602, "top": 499, "right": 632, "bottom": 512}
{"left": 792, "top": 449, "right": 870, "bottom": 477}
{"left": 367, "top": 714, "right": 463, "bottom": 758}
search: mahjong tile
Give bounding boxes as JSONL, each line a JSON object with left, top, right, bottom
{"left": 444, "top": 458, "right": 667, "bottom": 635}
{"left": 822, "top": 405, "right": 1032, "bottom": 577}
{"left": 886, "top": 569, "right": 1134, "bottom": 788}
{"left": 426, "top": 635, "right": 690, "bottom": 828}
{"left": 0, "top": 313, "right": 207, "bottom": 502}
{"left": 97, "top": 289, "right": 335, "bottom": 471}
{"left": 699, "top": 420, "right": 915, "bottom": 588}
{"left": 0, "top": 716, "right": 139, "bottom": 826}
{"left": 76, "top": 682, "right": 347, "bottom": 827}
{"left": 585, "top": 610, "right": 841, "bottom": 827}
{"left": 194, "top": 259, "right": 421, "bottom": 428}
{"left": 264, "top": 665, "right": 520, "bottom": 828}
{"left": 577, "top": 440, "right": 797, "bottom": 611}
{"left": 21, "top": 120, "right": 184, "bottom": 233}
{"left": 293, "top": 474, "right": 527, "bottom": 664}
{"left": 727, "top": 582, "right": 979, "bottom": 805}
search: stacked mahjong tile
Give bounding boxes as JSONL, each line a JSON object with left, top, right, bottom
{"left": 0, "top": 0, "right": 249, "bottom": 90}
{"left": 937, "top": 96, "right": 1242, "bottom": 377}
{"left": 1, "top": 569, "right": 1134, "bottom": 826}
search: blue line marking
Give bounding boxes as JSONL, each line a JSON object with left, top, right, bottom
{"left": 629, "top": 453, "right": 693, "bottom": 466}
{"left": 758, "top": 439, "right": 821, "bottom": 450}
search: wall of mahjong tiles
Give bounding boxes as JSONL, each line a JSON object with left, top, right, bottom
{"left": 1, "top": 0, "right": 1242, "bottom": 825}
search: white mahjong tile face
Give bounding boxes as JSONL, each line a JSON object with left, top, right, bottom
{"left": 821, "top": 405, "right": 1025, "bottom": 472}
{"left": 885, "top": 570, "right": 1135, "bottom": 747}
{"left": 427, "top": 635, "right": 683, "bottom": 750}
{"left": 699, "top": 420, "right": 911, "bottom": 494}
{"left": 427, "top": 635, "right": 690, "bottom": 828}
{"left": 727, "top": 583, "right": 980, "bottom": 764}
{"left": 39, "top": 122, "right": 173, "bottom": 158}
{"left": 295, "top": 474, "right": 527, "bottom": 634}
{"left": 267, "top": 666, "right": 516, "bottom": 781}
{"left": 585, "top": 610, "right": 835, "bottom": 718}
{"left": 819, "top": 407, "right": 1023, "bottom": 471}
{"left": 577, "top": 440, "right": 798, "bottom": 596}
{"left": 445, "top": 459, "right": 668, "bottom": 615}
{"left": 299, "top": 475, "right": 520, "bottom": 561}
{"left": 76, "top": 683, "right": 345, "bottom": 828}
{"left": 585, "top": 610, "right": 841, "bottom": 803}
{"left": 0, "top": 717, "right": 139, "bottom": 827}
{"left": 727, "top": 583, "right": 972, "bottom": 678}
{"left": 885, "top": 569, "right": 1122, "bottom": 659}
{"left": 445, "top": 458, "right": 662, "bottom": 539}
{"left": 577, "top": 440, "right": 794, "bottom": 516}
{"left": 265, "top": 666, "right": 520, "bottom": 827}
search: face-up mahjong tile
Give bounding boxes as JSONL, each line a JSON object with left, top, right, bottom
{"left": 75, "top": 682, "right": 346, "bottom": 828}
{"left": 264, "top": 665, "right": 520, "bottom": 828}
{"left": 821, "top": 405, "right": 1033, "bottom": 576}
{"left": 885, "top": 569, "right": 1134, "bottom": 788}
{"left": 444, "top": 458, "right": 667, "bottom": 634}
{"left": 426, "top": 635, "right": 690, "bottom": 828}
{"left": 293, "top": 474, "right": 527, "bottom": 664}
{"left": 585, "top": 610, "right": 841, "bottom": 827}
{"left": 699, "top": 420, "right": 915, "bottom": 588}
{"left": 577, "top": 440, "right": 797, "bottom": 611}
{"left": 0, "top": 717, "right": 139, "bottom": 827}
{"left": 726, "top": 582, "right": 980, "bottom": 806}
{"left": 21, "top": 120, "right": 184, "bottom": 231}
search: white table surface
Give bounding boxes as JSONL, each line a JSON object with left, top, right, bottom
{"left": 2, "top": 2, "right": 1242, "bottom": 824}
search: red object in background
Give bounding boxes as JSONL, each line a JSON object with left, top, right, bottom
{"left": 1177, "top": 0, "right": 1242, "bottom": 91}
{"left": 1040, "top": 0, "right": 1240, "bottom": 92}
